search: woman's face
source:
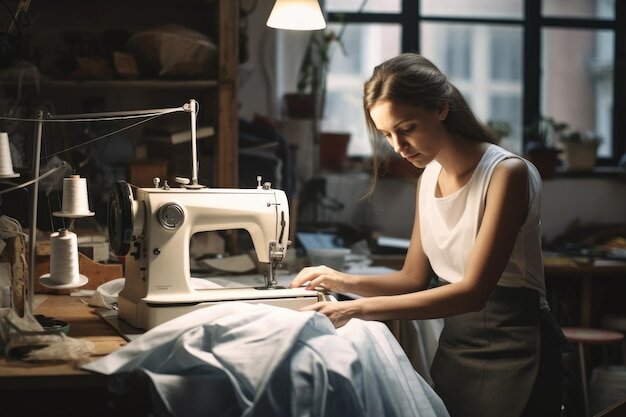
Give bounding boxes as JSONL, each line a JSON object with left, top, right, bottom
{"left": 369, "top": 99, "right": 448, "bottom": 168}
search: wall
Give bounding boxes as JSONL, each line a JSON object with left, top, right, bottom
{"left": 321, "top": 173, "right": 626, "bottom": 244}
{"left": 238, "top": 0, "right": 310, "bottom": 120}
{"left": 316, "top": 173, "right": 418, "bottom": 239}
{"left": 541, "top": 177, "right": 626, "bottom": 242}
{"left": 238, "top": 0, "right": 275, "bottom": 119}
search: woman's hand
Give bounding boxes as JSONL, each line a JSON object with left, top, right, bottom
{"left": 290, "top": 265, "right": 352, "bottom": 293}
{"left": 300, "top": 300, "right": 363, "bottom": 328}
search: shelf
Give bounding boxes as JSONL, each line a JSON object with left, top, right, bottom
{"left": 0, "top": 0, "right": 239, "bottom": 188}
{"left": 553, "top": 166, "right": 626, "bottom": 179}
{"left": 1, "top": 79, "right": 219, "bottom": 89}
{"left": 44, "top": 0, "right": 212, "bottom": 3}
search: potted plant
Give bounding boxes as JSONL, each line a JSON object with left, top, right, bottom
{"left": 284, "top": 30, "right": 344, "bottom": 119}
{"left": 486, "top": 120, "right": 512, "bottom": 145}
{"left": 557, "top": 128, "right": 601, "bottom": 171}
{"left": 283, "top": 0, "right": 372, "bottom": 119}
{"left": 523, "top": 116, "right": 563, "bottom": 179}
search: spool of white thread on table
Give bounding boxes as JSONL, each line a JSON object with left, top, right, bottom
{"left": 39, "top": 229, "right": 88, "bottom": 288}
{"left": 0, "top": 132, "right": 20, "bottom": 178}
{"left": 53, "top": 175, "right": 95, "bottom": 218}
{"left": 49, "top": 229, "right": 80, "bottom": 285}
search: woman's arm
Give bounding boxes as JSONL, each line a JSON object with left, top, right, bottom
{"left": 354, "top": 158, "right": 530, "bottom": 321}
{"left": 305, "top": 158, "right": 530, "bottom": 326}
{"left": 291, "top": 179, "right": 432, "bottom": 296}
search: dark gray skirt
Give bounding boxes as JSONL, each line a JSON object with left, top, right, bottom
{"left": 430, "top": 285, "right": 566, "bottom": 417}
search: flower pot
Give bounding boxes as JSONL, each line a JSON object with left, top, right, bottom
{"left": 524, "top": 148, "right": 560, "bottom": 180}
{"left": 283, "top": 93, "right": 316, "bottom": 119}
{"left": 319, "top": 132, "right": 350, "bottom": 171}
{"left": 382, "top": 157, "right": 422, "bottom": 178}
{"left": 561, "top": 141, "right": 599, "bottom": 171}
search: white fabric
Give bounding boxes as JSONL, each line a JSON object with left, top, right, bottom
{"left": 399, "top": 319, "right": 444, "bottom": 386}
{"left": 419, "top": 144, "right": 547, "bottom": 307}
{"left": 84, "top": 278, "right": 126, "bottom": 309}
{"left": 82, "top": 302, "right": 449, "bottom": 417}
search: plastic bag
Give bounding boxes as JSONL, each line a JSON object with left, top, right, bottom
{"left": 126, "top": 24, "right": 217, "bottom": 78}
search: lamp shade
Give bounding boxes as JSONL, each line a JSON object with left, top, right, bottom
{"left": 266, "top": 0, "right": 326, "bottom": 30}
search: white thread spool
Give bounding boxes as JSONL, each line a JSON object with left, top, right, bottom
{"left": 53, "top": 175, "right": 95, "bottom": 218}
{"left": 0, "top": 132, "right": 20, "bottom": 178}
{"left": 39, "top": 229, "right": 88, "bottom": 288}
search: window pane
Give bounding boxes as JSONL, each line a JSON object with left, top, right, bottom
{"left": 541, "top": 28, "right": 614, "bottom": 157}
{"left": 491, "top": 95, "right": 523, "bottom": 154}
{"left": 444, "top": 26, "right": 472, "bottom": 79}
{"left": 420, "top": 0, "right": 523, "bottom": 19}
{"left": 322, "top": 23, "right": 401, "bottom": 156}
{"left": 421, "top": 22, "right": 524, "bottom": 154}
{"left": 325, "top": 0, "right": 401, "bottom": 13}
{"left": 542, "top": 0, "right": 615, "bottom": 20}
{"left": 490, "top": 27, "right": 522, "bottom": 81}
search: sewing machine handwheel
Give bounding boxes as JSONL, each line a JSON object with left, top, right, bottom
{"left": 108, "top": 181, "right": 134, "bottom": 256}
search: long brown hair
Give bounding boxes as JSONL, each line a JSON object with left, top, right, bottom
{"left": 363, "top": 53, "right": 496, "bottom": 192}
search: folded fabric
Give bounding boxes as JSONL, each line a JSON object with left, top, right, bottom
{"left": 85, "top": 278, "right": 126, "bottom": 309}
{"left": 83, "top": 302, "right": 449, "bottom": 417}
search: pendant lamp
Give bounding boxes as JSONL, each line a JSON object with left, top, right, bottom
{"left": 266, "top": 0, "right": 326, "bottom": 30}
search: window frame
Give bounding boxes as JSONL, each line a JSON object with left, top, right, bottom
{"left": 327, "top": 0, "right": 625, "bottom": 165}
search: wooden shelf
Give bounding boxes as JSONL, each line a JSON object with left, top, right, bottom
{"left": 554, "top": 166, "right": 626, "bottom": 178}
{"left": 1, "top": 0, "right": 238, "bottom": 188}
{"left": 2, "top": 79, "right": 220, "bottom": 89}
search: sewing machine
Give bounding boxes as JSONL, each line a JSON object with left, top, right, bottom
{"left": 108, "top": 177, "right": 324, "bottom": 330}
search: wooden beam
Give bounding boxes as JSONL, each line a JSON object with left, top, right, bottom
{"left": 216, "top": 0, "right": 239, "bottom": 188}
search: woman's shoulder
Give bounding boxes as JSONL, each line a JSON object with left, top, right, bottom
{"left": 493, "top": 157, "right": 528, "bottom": 178}
{"left": 483, "top": 144, "right": 531, "bottom": 175}
{"left": 488, "top": 156, "right": 530, "bottom": 201}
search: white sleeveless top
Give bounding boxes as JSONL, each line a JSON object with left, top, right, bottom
{"left": 419, "top": 144, "right": 547, "bottom": 308}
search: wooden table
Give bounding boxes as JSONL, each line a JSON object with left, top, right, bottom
{"left": 0, "top": 295, "right": 127, "bottom": 416}
{"left": 371, "top": 253, "right": 626, "bottom": 328}
{"left": 544, "top": 258, "right": 626, "bottom": 328}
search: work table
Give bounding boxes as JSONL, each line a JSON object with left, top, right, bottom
{"left": 0, "top": 295, "right": 126, "bottom": 391}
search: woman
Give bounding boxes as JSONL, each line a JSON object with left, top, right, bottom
{"left": 290, "top": 53, "right": 568, "bottom": 417}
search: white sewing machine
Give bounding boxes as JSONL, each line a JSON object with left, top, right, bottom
{"left": 108, "top": 178, "right": 324, "bottom": 330}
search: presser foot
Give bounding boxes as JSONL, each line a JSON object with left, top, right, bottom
{"left": 254, "top": 285, "right": 288, "bottom": 290}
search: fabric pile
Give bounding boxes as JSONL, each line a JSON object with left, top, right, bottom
{"left": 83, "top": 302, "right": 449, "bottom": 417}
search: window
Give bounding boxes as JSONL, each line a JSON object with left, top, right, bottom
{"left": 422, "top": 22, "right": 523, "bottom": 153}
{"left": 321, "top": 22, "right": 401, "bottom": 157}
{"left": 490, "top": 27, "right": 522, "bottom": 82}
{"left": 542, "top": 0, "right": 614, "bottom": 19}
{"left": 541, "top": 28, "right": 614, "bottom": 157}
{"left": 420, "top": 0, "right": 523, "bottom": 19}
{"left": 326, "top": 0, "right": 400, "bottom": 13}
{"left": 324, "top": 0, "right": 624, "bottom": 163}
{"left": 436, "top": 24, "right": 472, "bottom": 80}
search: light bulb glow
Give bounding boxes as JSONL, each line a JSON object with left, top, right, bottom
{"left": 267, "top": 0, "right": 326, "bottom": 31}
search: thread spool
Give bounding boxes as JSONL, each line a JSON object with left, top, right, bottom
{"left": 0, "top": 132, "right": 20, "bottom": 178}
{"left": 53, "top": 175, "right": 95, "bottom": 218}
{"left": 39, "top": 229, "right": 88, "bottom": 289}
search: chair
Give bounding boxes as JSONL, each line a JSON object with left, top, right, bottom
{"left": 563, "top": 327, "right": 624, "bottom": 417}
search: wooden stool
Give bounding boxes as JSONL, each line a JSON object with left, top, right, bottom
{"left": 563, "top": 327, "right": 624, "bottom": 417}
